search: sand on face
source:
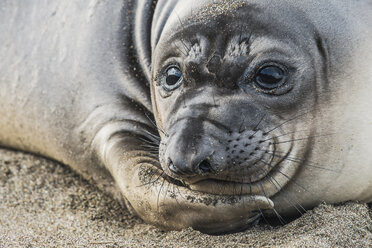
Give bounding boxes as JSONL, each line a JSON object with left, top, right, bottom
{"left": 0, "top": 148, "right": 371, "bottom": 247}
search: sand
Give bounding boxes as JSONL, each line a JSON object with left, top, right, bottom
{"left": 0, "top": 148, "right": 371, "bottom": 247}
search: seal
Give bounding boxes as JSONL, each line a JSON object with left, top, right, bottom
{"left": 0, "top": 0, "right": 372, "bottom": 234}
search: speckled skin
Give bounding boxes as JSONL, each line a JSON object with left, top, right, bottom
{"left": 0, "top": 0, "right": 372, "bottom": 234}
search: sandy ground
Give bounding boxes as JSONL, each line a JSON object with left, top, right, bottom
{"left": 0, "top": 148, "right": 371, "bottom": 247}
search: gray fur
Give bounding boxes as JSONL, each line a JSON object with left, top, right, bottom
{"left": 0, "top": 0, "right": 371, "bottom": 234}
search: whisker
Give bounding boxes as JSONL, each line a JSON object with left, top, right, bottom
{"left": 141, "top": 149, "right": 159, "bottom": 154}
{"left": 139, "top": 145, "right": 159, "bottom": 151}
{"left": 144, "top": 113, "right": 168, "bottom": 136}
{"left": 175, "top": 181, "right": 187, "bottom": 201}
{"left": 174, "top": 11, "right": 192, "bottom": 51}
{"left": 138, "top": 137, "right": 159, "bottom": 146}
{"left": 256, "top": 207, "right": 268, "bottom": 226}
{"left": 140, "top": 149, "right": 159, "bottom": 156}
{"left": 257, "top": 159, "right": 315, "bottom": 196}
{"left": 273, "top": 133, "right": 335, "bottom": 145}
{"left": 247, "top": 173, "right": 270, "bottom": 225}
{"left": 270, "top": 176, "right": 307, "bottom": 213}
{"left": 139, "top": 142, "right": 159, "bottom": 148}
{"left": 268, "top": 177, "right": 306, "bottom": 215}
{"left": 143, "top": 113, "right": 157, "bottom": 128}
{"left": 260, "top": 129, "right": 311, "bottom": 142}
{"left": 157, "top": 177, "right": 167, "bottom": 210}
{"left": 259, "top": 182, "right": 286, "bottom": 225}
{"left": 173, "top": 42, "right": 187, "bottom": 56}
{"left": 272, "top": 208, "right": 287, "bottom": 225}
{"left": 140, "top": 150, "right": 159, "bottom": 154}
{"left": 141, "top": 151, "right": 159, "bottom": 156}
{"left": 139, "top": 145, "right": 159, "bottom": 153}
{"left": 251, "top": 163, "right": 306, "bottom": 215}
{"left": 262, "top": 150, "right": 340, "bottom": 173}
{"left": 252, "top": 114, "right": 266, "bottom": 133}
{"left": 264, "top": 111, "right": 312, "bottom": 135}
{"left": 142, "top": 130, "right": 161, "bottom": 142}
{"left": 172, "top": 183, "right": 181, "bottom": 206}
{"left": 163, "top": 180, "right": 171, "bottom": 203}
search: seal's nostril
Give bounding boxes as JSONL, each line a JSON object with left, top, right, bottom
{"left": 198, "top": 159, "right": 212, "bottom": 173}
{"left": 169, "top": 160, "right": 179, "bottom": 174}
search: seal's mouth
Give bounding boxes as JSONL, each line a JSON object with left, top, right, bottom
{"left": 161, "top": 144, "right": 292, "bottom": 198}
{"left": 187, "top": 178, "right": 271, "bottom": 196}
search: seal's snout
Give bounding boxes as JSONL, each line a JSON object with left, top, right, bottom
{"left": 159, "top": 115, "right": 277, "bottom": 185}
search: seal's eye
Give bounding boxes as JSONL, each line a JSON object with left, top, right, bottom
{"left": 162, "top": 66, "right": 183, "bottom": 91}
{"left": 255, "top": 66, "right": 286, "bottom": 90}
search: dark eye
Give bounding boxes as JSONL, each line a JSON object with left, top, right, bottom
{"left": 255, "top": 66, "right": 286, "bottom": 90}
{"left": 162, "top": 66, "right": 183, "bottom": 91}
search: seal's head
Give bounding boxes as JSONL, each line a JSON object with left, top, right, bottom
{"left": 143, "top": 0, "right": 372, "bottom": 234}
{"left": 150, "top": 0, "right": 321, "bottom": 232}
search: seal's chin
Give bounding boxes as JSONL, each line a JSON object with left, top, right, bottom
{"left": 137, "top": 163, "right": 275, "bottom": 234}
{"left": 162, "top": 172, "right": 275, "bottom": 234}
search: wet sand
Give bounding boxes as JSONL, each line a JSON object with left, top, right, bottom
{"left": 0, "top": 148, "right": 371, "bottom": 247}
